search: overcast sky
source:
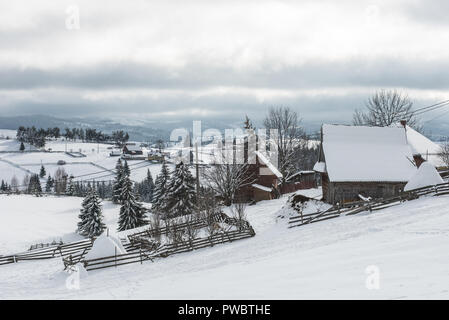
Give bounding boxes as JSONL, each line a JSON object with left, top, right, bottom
{"left": 1, "top": 0, "right": 449, "bottom": 128}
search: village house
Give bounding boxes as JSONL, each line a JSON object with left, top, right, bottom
{"left": 122, "top": 144, "right": 143, "bottom": 156}
{"left": 237, "top": 150, "right": 283, "bottom": 202}
{"left": 313, "top": 123, "right": 442, "bottom": 204}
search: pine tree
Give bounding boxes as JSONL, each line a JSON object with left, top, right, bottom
{"left": 117, "top": 167, "right": 148, "bottom": 231}
{"left": 45, "top": 175, "right": 54, "bottom": 192}
{"left": 137, "top": 169, "right": 155, "bottom": 202}
{"left": 164, "top": 162, "right": 196, "bottom": 218}
{"left": 77, "top": 189, "right": 93, "bottom": 233}
{"left": 28, "top": 174, "right": 42, "bottom": 196}
{"left": 78, "top": 187, "right": 106, "bottom": 237}
{"left": 0, "top": 180, "right": 7, "bottom": 192}
{"left": 152, "top": 161, "right": 171, "bottom": 211}
{"left": 39, "top": 165, "right": 46, "bottom": 178}
{"left": 112, "top": 158, "right": 123, "bottom": 204}
{"left": 145, "top": 169, "right": 155, "bottom": 200}
{"left": 19, "top": 142, "right": 25, "bottom": 152}
{"left": 66, "top": 175, "right": 75, "bottom": 196}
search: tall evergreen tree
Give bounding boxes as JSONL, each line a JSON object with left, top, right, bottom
{"left": 78, "top": 187, "right": 106, "bottom": 237}
{"left": 39, "top": 165, "right": 46, "bottom": 178}
{"left": 66, "top": 175, "right": 75, "bottom": 196}
{"left": 19, "top": 141, "right": 25, "bottom": 152}
{"left": 164, "top": 162, "right": 196, "bottom": 218}
{"left": 117, "top": 165, "right": 148, "bottom": 231}
{"left": 45, "top": 175, "right": 54, "bottom": 193}
{"left": 112, "top": 158, "right": 123, "bottom": 204}
{"left": 27, "top": 174, "right": 42, "bottom": 196}
{"left": 0, "top": 180, "right": 7, "bottom": 192}
{"left": 152, "top": 161, "right": 171, "bottom": 211}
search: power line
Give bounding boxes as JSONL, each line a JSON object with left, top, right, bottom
{"left": 410, "top": 99, "right": 449, "bottom": 116}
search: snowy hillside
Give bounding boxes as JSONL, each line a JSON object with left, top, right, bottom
{"left": 1, "top": 191, "right": 449, "bottom": 299}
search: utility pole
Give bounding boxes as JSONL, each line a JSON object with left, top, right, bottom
{"left": 195, "top": 141, "right": 200, "bottom": 207}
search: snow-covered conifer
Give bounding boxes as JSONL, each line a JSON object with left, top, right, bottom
{"left": 117, "top": 170, "right": 148, "bottom": 231}
{"left": 112, "top": 158, "right": 123, "bottom": 204}
{"left": 78, "top": 187, "right": 106, "bottom": 237}
{"left": 164, "top": 161, "right": 196, "bottom": 218}
{"left": 152, "top": 161, "right": 171, "bottom": 211}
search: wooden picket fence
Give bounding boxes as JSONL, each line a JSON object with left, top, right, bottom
{"left": 289, "top": 181, "right": 449, "bottom": 229}
{"left": 68, "top": 228, "right": 255, "bottom": 271}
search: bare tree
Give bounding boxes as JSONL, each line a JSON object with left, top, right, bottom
{"left": 439, "top": 140, "right": 449, "bottom": 168}
{"left": 149, "top": 212, "right": 163, "bottom": 242}
{"left": 10, "top": 175, "right": 19, "bottom": 193}
{"left": 202, "top": 143, "right": 256, "bottom": 206}
{"left": 353, "top": 89, "right": 421, "bottom": 130}
{"left": 184, "top": 214, "right": 200, "bottom": 242}
{"left": 54, "top": 167, "right": 68, "bottom": 195}
{"left": 22, "top": 174, "right": 30, "bottom": 193}
{"left": 263, "top": 106, "right": 308, "bottom": 180}
{"left": 230, "top": 202, "right": 247, "bottom": 230}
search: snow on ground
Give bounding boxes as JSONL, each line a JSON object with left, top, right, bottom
{"left": 0, "top": 138, "right": 169, "bottom": 184}
{"left": 0, "top": 195, "right": 123, "bottom": 254}
{"left": 1, "top": 192, "right": 449, "bottom": 299}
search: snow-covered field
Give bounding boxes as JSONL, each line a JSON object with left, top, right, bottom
{"left": 0, "top": 136, "right": 169, "bottom": 184}
{"left": 1, "top": 192, "right": 449, "bottom": 299}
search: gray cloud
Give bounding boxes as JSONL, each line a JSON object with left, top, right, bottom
{"left": 1, "top": 0, "right": 449, "bottom": 133}
{"left": 2, "top": 57, "right": 449, "bottom": 90}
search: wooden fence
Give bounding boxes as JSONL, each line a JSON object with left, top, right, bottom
{"left": 1, "top": 212, "right": 255, "bottom": 272}
{"left": 289, "top": 181, "right": 449, "bottom": 229}
{"left": 71, "top": 228, "right": 255, "bottom": 271}
{"left": 0, "top": 238, "right": 94, "bottom": 266}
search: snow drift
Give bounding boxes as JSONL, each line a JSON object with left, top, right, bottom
{"left": 404, "top": 162, "right": 444, "bottom": 191}
{"left": 85, "top": 234, "right": 127, "bottom": 260}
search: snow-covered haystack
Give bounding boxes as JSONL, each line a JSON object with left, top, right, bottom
{"left": 404, "top": 162, "right": 444, "bottom": 192}
{"left": 85, "top": 234, "right": 127, "bottom": 260}
{"left": 276, "top": 192, "right": 331, "bottom": 220}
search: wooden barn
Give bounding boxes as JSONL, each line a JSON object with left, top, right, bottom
{"left": 123, "top": 144, "right": 143, "bottom": 156}
{"left": 236, "top": 150, "right": 283, "bottom": 203}
{"left": 314, "top": 124, "right": 420, "bottom": 204}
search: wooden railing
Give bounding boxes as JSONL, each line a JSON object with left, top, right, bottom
{"left": 288, "top": 182, "right": 449, "bottom": 229}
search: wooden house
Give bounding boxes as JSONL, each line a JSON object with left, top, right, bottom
{"left": 314, "top": 124, "right": 419, "bottom": 204}
{"left": 236, "top": 150, "right": 283, "bottom": 203}
{"left": 123, "top": 144, "right": 143, "bottom": 156}
{"left": 280, "top": 170, "right": 317, "bottom": 194}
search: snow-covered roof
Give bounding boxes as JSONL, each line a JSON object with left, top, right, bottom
{"left": 313, "top": 162, "right": 326, "bottom": 173}
{"left": 254, "top": 150, "right": 283, "bottom": 178}
{"left": 398, "top": 124, "right": 443, "bottom": 167}
{"left": 287, "top": 170, "right": 315, "bottom": 181}
{"left": 321, "top": 124, "right": 417, "bottom": 182}
{"left": 252, "top": 183, "right": 272, "bottom": 192}
{"left": 404, "top": 162, "right": 444, "bottom": 191}
{"left": 123, "top": 145, "right": 141, "bottom": 152}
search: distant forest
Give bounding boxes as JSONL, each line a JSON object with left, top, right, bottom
{"left": 16, "top": 126, "right": 129, "bottom": 148}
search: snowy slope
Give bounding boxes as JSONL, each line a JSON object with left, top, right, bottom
{"left": 0, "top": 195, "right": 125, "bottom": 254}
{"left": 1, "top": 193, "right": 449, "bottom": 299}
